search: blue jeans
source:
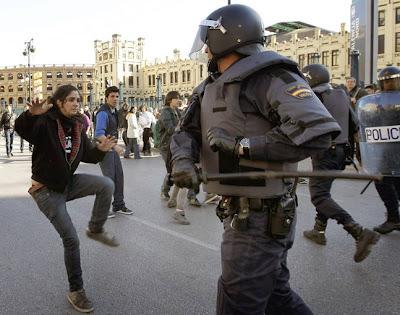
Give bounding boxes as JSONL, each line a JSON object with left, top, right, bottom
{"left": 99, "top": 150, "right": 125, "bottom": 210}
{"left": 30, "top": 174, "right": 114, "bottom": 291}
{"left": 5, "top": 129, "right": 14, "bottom": 155}
{"left": 124, "top": 138, "right": 141, "bottom": 159}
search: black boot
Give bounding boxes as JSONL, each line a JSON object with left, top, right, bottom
{"left": 374, "top": 212, "right": 400, "bottom": 234}
{"left": 343, "top": 223, "right": 380, "bottom": 263}
{"left": 303, "top": 218, "right": 327, "bottom": 245}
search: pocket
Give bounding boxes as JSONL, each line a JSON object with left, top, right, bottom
{"left": 30, "top": 187, "right": 51, "bottom": 204}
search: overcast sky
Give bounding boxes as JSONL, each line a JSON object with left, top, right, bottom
{"left": 0, "top": 0, "right": 351, "bottom": 67}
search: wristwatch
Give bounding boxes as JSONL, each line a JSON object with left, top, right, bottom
{"left": 239, "top": 137, "right": 250, "bottom": 158}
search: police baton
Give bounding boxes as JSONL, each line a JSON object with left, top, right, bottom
{"left": 200, "top": 159, "right": 383, "bottom": 184}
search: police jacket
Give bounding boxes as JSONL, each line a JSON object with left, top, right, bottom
{"left": 312, "top": 83, "right": 358, "bottom": 145}
{"left": 15, "top": 108, "right": 106, "bottom": 193}
{"left": 170, "top": 51, "right": 341, "bottom": 198}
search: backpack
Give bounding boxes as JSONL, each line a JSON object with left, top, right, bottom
{"left": 152, "top": 119, "right": 162, "bottom": 148}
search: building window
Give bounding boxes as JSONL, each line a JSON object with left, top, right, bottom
{"left": 86, "top": 72, "right": 92, "bottom": 78}
{"left": 136, "top": 77, "right": 139, "bottom": 88}
{"left": 109, "top": 54, "right": 112, "bottom": 59}
{"left": 18, "top": 97, "right": 24, "bottom": 104}
{"left": 57, "top": 72, "right": 63, "bottom": 78}
{"left": 170, "top": 72, "right": 173, "bottom": 84}
{"left": 396, "top": 32, "right": 400, "bottom": 52}
{"left": 378, "top": 34, "right": 385, "bottom": 54}
{"left": 396, "top": 8, "right": 400, "bottom": 24}
{"left": 298, "top": 54, "right": 305, "bottom": 69}
{"left": 8, "top": 73, "right": 13, "bottom": 80}
{"left": 104, "top": 65, "right": 108, "bottom": 74}
{"left": 182, "top": 70, "right": 186, "bottom": 83}
{"left": 200, "top": 65, "right": 204, "bottom": 79}
{"left": 0, "top": 74, "right": 4, "bottom": 80}
{"left": 307, "top": 53, "right": 320, "bottom": 65}
{"left": 378, "top": 10, "right": 385, "bottom": 26}
{"left": 103, "top": 53, "right": 108, "bottom": 60}
{"left": 162, "top": 73, "right": 166, "bottom": 85}
{"left": 136, "top": 65, "right": 139, "bottom": 72}
{"left": 129, "top": 64, "right": 133, "bottom": 72}
{"left": 123, "top": 64, "right": 125, "bottom": 72}
{"left": 77, "top": 83, "right": 83, "bottom": 90}
{"left": 47, "top": 72, "right": 52, "bottom": 79}
{"left": 128, "top": 76, "right": 134, "bottom": 87}
{"left": 322, "top": 51, "right": 329, "bottom": 66}
{"left": 8, "top": 85, "right": 13, "bottom": 92}
{"left": 47, "top": 83, "right": 53, "bottom": 91}
{"left": 174, "top": 71, "right": 178, "bottom": 83}
{"left": 18, "top": 85, "right": 23, "bottom": 92}
{"left": 110, "top": 64, "right": 113, "bottom": 72}
{"left": 67, "top": 71, "right": 73, "bottom": 79}
{"left": 331, "top": 50, "right": 339, "bottom": 66}
{"left": 77, "top": 71, "right": 83, "bottom": 79}
{"left": 152, "top": 74, "right": 155, "bottom": 86}
{"left": 148, "top": 75, "right": 152, "bottom": 86}
{"left": 17, "top": 73, "right": 23, "bottom": 79}
{"left": 187, "top": 70, "right": 191, "bottom": 82}
{"left": 0, "top": 86, "right": 4, "bottom": 92}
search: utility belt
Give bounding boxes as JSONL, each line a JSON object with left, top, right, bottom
{"left": 216, "top": 194, "right": 296, "bottom": 239}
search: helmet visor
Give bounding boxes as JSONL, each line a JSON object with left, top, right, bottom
{"left": 189, "top": 18, "right": 226, "bottom": 59}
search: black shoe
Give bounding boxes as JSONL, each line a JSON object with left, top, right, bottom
{"left": 113, "top": 206, "right": 133, "bottom": 215}
{"left": 373, "top": 221, "right": 400, "bottom": 234}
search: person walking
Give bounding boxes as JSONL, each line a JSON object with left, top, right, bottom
{"left": 15, "top": 85, "right": 119, "bottom": 313}
{"left": 0, "top": 104, "right": 16, "bottom": 157}
{"left": 171, "top": 4, "right": 342, "bottom": 314}
{"left": 301, "top": 64, "right": 380, "bottom": 262}
{"left": 95, "top": 86, "right": 133, "bottom": 217}
{"left": 124, "top": 106, "right": 141, "bottom": 159}
{"left": 138, "top": 105, "right": 155, "bottom": 156}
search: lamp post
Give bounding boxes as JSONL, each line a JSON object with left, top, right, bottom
{"left": 156, "top": 75, "right": 162, "bottom": 109}
{"left": 118, "top": 81, "right": 125, "bottom": 107}
{"left": 22, "top": 38, "right": 35, "bottom": 102}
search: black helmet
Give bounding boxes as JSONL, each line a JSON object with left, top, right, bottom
{"left": 377, "top": 66, "right": 400, "bottom": 91}
{"left": 189, "top": 4, "right": 265, "bottom": 60}
{"left": 302, "top": 64, "right": 330, "bottom": 88}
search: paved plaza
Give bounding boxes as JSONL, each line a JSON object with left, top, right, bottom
{"left": 0, "top": 136, "right": 399, "bottom": 315}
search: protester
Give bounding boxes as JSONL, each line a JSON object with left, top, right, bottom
{"left": 95, "top": 86, "right": 133, "bottom": 217}
{"left": 138, "top": 105, "right": 156, "bottom": 156}
{"left": 0, "top": 104, "right": 16, "bottom": 157}
{"left": 124, "top": 106, "right": 141, "bottom": 159}
{"left": 15, "top": 84, "right": 119, "bottom": 313}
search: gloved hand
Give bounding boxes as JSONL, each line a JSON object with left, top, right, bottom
{"left": 172, "top": 158, "right": 200, "bottom": 189}
{"left": 207, "top": 127, "right": 239, "bottom": 155}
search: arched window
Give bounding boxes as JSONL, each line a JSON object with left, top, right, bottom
{"left": 8, "top": 85, "right": 13, "bottom": 92}
{"left": 0, "top": 86, "right": 4, "bottom": 92}
{"left": 47, "top": 83, "right": 53, "bottom": 91}
{"left": 0, "top": 74, "right": 4, "bottom": 80}
{"left": 17, "top": 85, "right": 23, "bottom": 92}
{"left": 9, "top": 97, "right": 13, "bottom": 105}
{"left": 67, "top": 71, "right": 73, "bottom": 79}
{"left": 17, "top": 73, "right": 23, "bottom": 79}
{"left": 8, "top": 73, "right": 13, "bottom": 80}
{"left": 77, "top": 71, "right": 83, "bottom": 79}
{"left": 77, "top": 83, "right": 83, "bottom": 90}
{"left": 18, "top": 97, "right": 24, "bottom": 104}
{"left": 57, "top": 72, "right": 63, "bottom": 79}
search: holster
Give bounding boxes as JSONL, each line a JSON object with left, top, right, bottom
{"left": 267, "top": 193, "right": 296, "bottom": 239}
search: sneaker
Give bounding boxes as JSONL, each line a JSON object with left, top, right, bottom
{"left": 173, "top": 211, "right": 191, "bottom": 225}
{"left": 107, "top": 211, "right": 116, "bottom": 219}
{"left": 114, "top": 206, "right": 133, "bottom": 215}
{"left": 189, "top": 198, "right": 202, "bottom": 207}
{"left": 354, "top": 228, "right": 380, "bottom": 263}
{"left": 303, "top": 229, "right": 327, "bottom": 245}
{"left": 161, "top": 191, "right": 170, "bottom": 201}
{"left": 67, "top": 289, "right": 94, "bottom": 313}
{"left": 204, "top": 193, "right": 220, "bottom": 205}
{"left": 167, "top": 199, "right": 177, "bottom": 208}
{"left": 86, "top": 228, "right": 120, "bottom": 247}
{"left": 373, "top": 221, "right": 400, "bottom": 234}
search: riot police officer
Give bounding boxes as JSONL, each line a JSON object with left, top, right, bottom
{"left": 372, "top": 66, "right": 400, "bottom": 234}
{"left": 170, "top": 5, "right": 342, "bottom": 314}
{"left": 302, "top": 64, "right": 380, "bottom": 262}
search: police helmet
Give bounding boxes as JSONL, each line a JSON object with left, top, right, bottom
{"left": 302, "top": 64, "right": 330, "bottom": 88}
{"left": 377, "top": 66, "right": 400, "bottom": 91}
{"left": 189, "top": 4, "right": 265, "bottom": 60}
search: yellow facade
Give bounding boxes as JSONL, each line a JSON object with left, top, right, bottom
{"left": 0, "top": 64, "right": 94, "bottom": 110}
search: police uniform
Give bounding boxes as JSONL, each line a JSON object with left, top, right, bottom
{"left": 171, "top": 5, "right": 341, "bottom": 315}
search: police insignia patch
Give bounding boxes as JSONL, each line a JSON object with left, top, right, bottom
{"left": 286, "top": 84, "right": 313, "bottom": 99}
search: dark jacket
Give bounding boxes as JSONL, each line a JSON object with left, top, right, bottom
{"left": 15, "top": 108, "right": 106, "bottom": 193}
{"left": 0, "top": 111, "right": 14, "bottom": 130}
{"left": 95, "top": 104, "right": 119, "bottom": 138}
{"left": 159, "top": 106, "right": 180, "bottom": 152}
{"left": 118, "top": 108, "right": 128, "bottom": 129}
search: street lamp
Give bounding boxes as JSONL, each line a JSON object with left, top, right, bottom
{"left": 156, "top": 75, "right": 162, "bottom": 109}
{"left": 22, "top": 38, "right": 35, "bottom": 102}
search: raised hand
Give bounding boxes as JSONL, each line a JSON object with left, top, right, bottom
{"left": 96, "top": 135, "right": 118, "bottom": 152}
{"left": 27, "top": 97, "right": 53, "bottom": 116}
